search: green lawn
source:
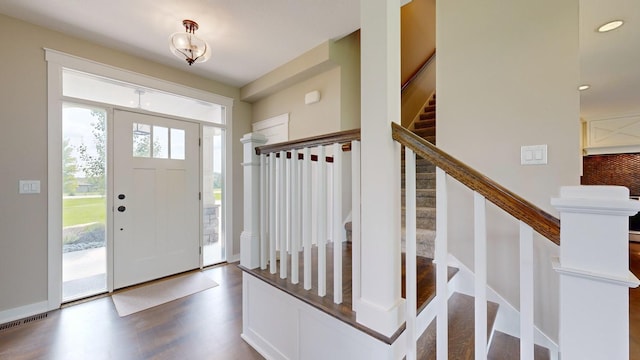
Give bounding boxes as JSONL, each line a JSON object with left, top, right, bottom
{"left": 63, "top": 197, "right": 106, "bottom": 227}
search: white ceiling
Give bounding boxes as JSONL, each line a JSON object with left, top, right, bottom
{"left": 580, "top": 0, "right": 640, "bottom": 120}
{"left": 0, "top": 0, "right": 360, "bottom": 87}
{"left": 0, "top": 0, "right": 638, "bottom": 119}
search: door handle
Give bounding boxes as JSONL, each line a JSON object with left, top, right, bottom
{"left": 117, "top": 206, "right": 126, "bottom": 212}
{"left": 118, "top": 194, "right": 126, "bottom": 200}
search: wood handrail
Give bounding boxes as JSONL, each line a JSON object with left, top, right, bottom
{"left": 256, "top": 129, "right": 360, "bottom": 155}
{"left": 401, "top": 50, "right": 436, "bottom": 93}
{"left": 391, "top": 123, "right": 560, "bottom": 245}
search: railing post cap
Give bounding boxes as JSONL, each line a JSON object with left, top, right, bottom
{"left": 240, "top": 132, "right": 268, "bottom": 144}
{"left": 551, "top": 185, "right": 640, "bottom": 216}
{"left": 558, "top": 185, "right": 628, "bottom": 200}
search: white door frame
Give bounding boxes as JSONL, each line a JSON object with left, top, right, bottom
{"left": 46, "top": 49, "right": 233, "bottom": 310}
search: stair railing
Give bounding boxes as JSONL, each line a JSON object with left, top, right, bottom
{"left": 392, "top": 123, "right": 640, "bottom": 360}
{"left": 240, "top": 129, "right": 360, "bottom": 306}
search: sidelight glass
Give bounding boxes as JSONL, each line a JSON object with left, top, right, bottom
{"left": 61, "top": 103, "right": 108, "bottom": 302}
{"left": 202, "top": 126, "right": 225, "bottom": 266}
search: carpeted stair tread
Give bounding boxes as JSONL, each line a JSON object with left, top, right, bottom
{"left": 401, "top": 207, "right": 436, "bottom": 229}
{"left": 414, "top": 118, "right": 436, "bottom": 129}
{"left": 417, "top": 292, "right": 500, "bottom": 360}
{"left": 401, "top": 163, "right": 436, "bottom": 173}
{"left": 402, "top": 189, "right": 436, "bottom": 207}
{"left": 424, "top": 104, "right": 436, "bottom": 113}
{"left": 401, "top": 228, "right": 436, "bottom": 258}
{"left": 401, "top": 172, "right": 436, "bottom": 180}
{"left": 487, "top": 331, "right": 551, "bottom": 360}
{"left": 420, "top": 112, "right": 436, "bottom": 121}
{"left": 414, "top": 127, "right": 436, "bottom": 138}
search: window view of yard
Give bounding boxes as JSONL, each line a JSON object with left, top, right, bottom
{"left": 62, "top": 104, "right": 107, "bottom": 301}
{"left": 63, "top": 196, "right": 106, "bottom": 252}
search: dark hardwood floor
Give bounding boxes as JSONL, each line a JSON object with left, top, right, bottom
{"left": 1, "top": 243, "right": 639, "bottom": 359}
{"left": 0, "top": 264, "right": 263, "bottom": 360}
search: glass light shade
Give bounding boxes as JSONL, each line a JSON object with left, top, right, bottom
{"left": 597, "top": 20, "right": 624, "bottom": 33}
{"left": 169, "top": 32, "right": 212, "bottom": 65}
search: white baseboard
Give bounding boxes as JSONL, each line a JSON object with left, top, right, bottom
{"left": 241, "top": 332, "right": 282, "bottom": 360}
{"left": 227, "top": 253, "right": 240, "bottom": 263}
{"left": 0, "top": 300, "right": 50, "bottom": 325}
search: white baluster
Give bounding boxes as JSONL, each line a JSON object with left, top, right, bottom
{"left": 435, "top": 167, "right": 448, "bottom": 360}
{"left": 405, "top": 148, "right": 417, "bottom": 360}
{"left": 317, "top": 146, "right": 327, "bottom": 296}
{"left": 332, "top": 143, "right": 343, "bottom": 304}
{"left": 474, "top": 192, "right": 487, "bottom": 360}
{"left": 351, "top": 140, "right": 361, "bottom": 311}
{"left": 269, "top": 154, "right": 277, "bottom": 274}
{"left": 519, "top": 222, "right": 534, "bottom": 360}
{"left": 279, "top": 150, "right": 287, "bottom": 279}
{"left": 260, "top": 154, "right": 267, "bottom": 270}
{"left": 291, "top": 149, "right": 299, "bottom": 284}
{"left": 303, "top": 147, "right": 312, "bottom": 290}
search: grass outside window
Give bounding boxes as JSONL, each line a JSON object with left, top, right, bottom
{"left": 63, "top": 197, "right": 106, "bottom": 227}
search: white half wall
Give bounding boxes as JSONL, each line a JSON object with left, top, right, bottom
{"left": 242, "top": 273, "right": 405, "bottom": 360}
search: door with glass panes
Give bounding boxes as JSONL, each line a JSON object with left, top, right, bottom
{"left": 113, "top": 110, "right": 199, "bottom": 288}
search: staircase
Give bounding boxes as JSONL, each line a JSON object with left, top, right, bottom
{"left": 241, "top": 80, "right": 639, "bottom": 359}
{"left": 404, "top": 95, "right": 550, "bottom": 358}
{"left": 416, "top": 292, "right": 550, "bottom": 359}
{"left": 401, "top": 94, "right": 437, "bottom": 259}
{"left": 411, "top": 94, "right": 437, "bottom": 145}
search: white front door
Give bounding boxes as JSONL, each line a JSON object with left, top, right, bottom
{"left": 113, "top": 110, "right": 200, "bottom": 289}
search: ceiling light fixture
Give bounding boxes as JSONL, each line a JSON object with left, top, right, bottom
{"left": 169, "top": 20, "right": 211, "bottom": 66}
{"left": 597, "top": 20, "right": 624, "bottom": 33}
{"left": 578, "top": 85, "right": 591, "bottom": 91}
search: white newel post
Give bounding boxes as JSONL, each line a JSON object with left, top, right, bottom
{"left": 240, "top": 133, "right": 268, "bottom": 269}
{"left": 551, "top": 186, "right": 640, "bottom": 360}
{"left": 358, "top": 0, "right": 404, "bottom": 336}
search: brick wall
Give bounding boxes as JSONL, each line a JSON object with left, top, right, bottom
{"left": 581, "top": 153, "right": 640, "bottom": 196}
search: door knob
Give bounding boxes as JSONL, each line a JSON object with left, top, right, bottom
{"left": 117, "top": 206, "right": 126, "bottom": 212}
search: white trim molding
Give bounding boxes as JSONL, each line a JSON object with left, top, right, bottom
{"left": 0, "top": 301, "right": 49, "bottom": 325}
{"left": 45, "top": 48, "right": 235, "bottom": 312}
{"left": 252, "top": 113, "right": 289, "bottom": 145}
{"left": 44, "top": 49, "right": 234, "bottom": 110}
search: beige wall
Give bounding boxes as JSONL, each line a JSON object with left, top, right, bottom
{"left": 437, "top": 0, "right": 580, "bottom": 342}
{"left": 252, "top": 67, "right": 342, "bottom": 140}
{"left": 0, "top": 14, "right": 250, "bottom": 313}
{"left": 331, "top": 31, "right": 362, "bottom": 131}
{"left": 401, "top": 0, "right": 436, "bottom": 85}
{"left": 401, "top": 56, "right": 435, "bottom": 128}
{"left": 249, "top": 31, "right": 361, "bottom": 139}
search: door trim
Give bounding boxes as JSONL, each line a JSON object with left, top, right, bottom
{"left": 46, "top": 50, "right": 234, "bottom": 312}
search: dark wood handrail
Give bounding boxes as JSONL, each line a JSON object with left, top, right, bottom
{"left": 391, "top": 123, "right": 560, "bottom": 245}
{"left": 256, "top": 129, "right": 360, "bottom": 155}
{"left": 401, "top": 50, "right": 436, "bottom": 93}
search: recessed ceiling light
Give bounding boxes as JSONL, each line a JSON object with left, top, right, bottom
{"left": 578, "top": 85, "right": 591, "bottom": 91}
{"left": 597, "top": 20, "right": 624, "bottom": 33}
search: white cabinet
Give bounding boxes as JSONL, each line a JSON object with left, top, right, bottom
{"left": 583, "top": 114, "right": 640, "bottom": 155}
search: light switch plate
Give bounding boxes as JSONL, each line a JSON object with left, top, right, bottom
{"left": 19, "top": 180, "right": 41, "bottom": 194}
{"left": 521, "top": 145, "right": 547, "bottom": 165}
